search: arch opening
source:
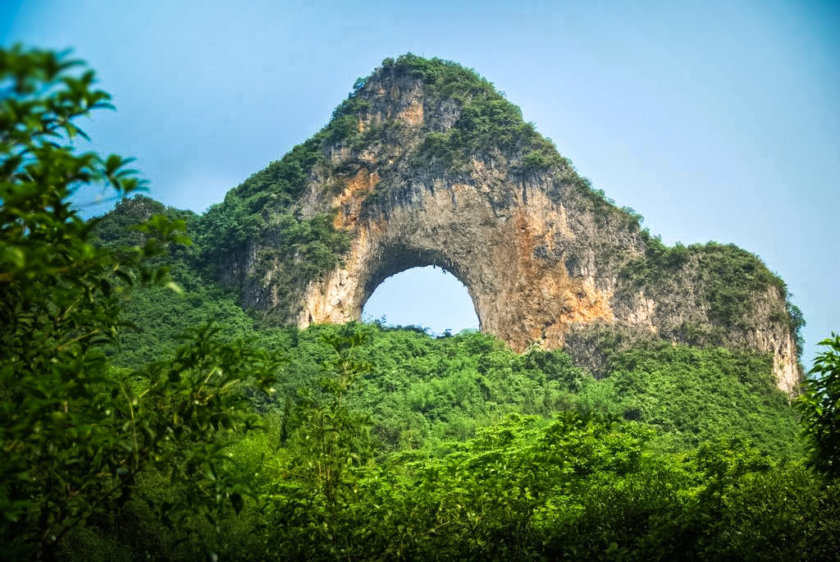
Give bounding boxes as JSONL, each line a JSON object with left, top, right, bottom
{"left": 362, "top": 266, "right": 479, "bottom": 335}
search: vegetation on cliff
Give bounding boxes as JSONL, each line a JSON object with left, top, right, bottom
{"left": 375, "top": 54, "right": 564, "bottom": 171}
{"left": 620, "top": 234, "right": 805, "bottom": 351}
{"left": 197, "top": 137, "right": 351, "bottom": 316}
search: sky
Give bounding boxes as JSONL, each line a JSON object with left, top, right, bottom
{"left": 2, "top": 0, "right": 837, "bottom": 364}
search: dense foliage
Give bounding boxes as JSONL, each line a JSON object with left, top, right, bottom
{"left": 3, "top": 47, "right": 837, "bottom": 560}
{"left": 0, "top": 46, "right": 276, "bottom": 560}
{"left": 61, "top": 381, "right": 840, "bottom": 561}
{"left": 798, "top": 333, "right": 840, "bottom": 477}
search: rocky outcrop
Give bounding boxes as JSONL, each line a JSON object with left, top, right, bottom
{"left": 211, "top": 55, "right": 802, "bottom": 394}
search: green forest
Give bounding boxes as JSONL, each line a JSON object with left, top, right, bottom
{"left": 2, "top": 46, "right": 840, "bottom": 561}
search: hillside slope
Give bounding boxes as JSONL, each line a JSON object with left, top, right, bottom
{"left": 93, "top": 197, "right": 803, "bottom": 459}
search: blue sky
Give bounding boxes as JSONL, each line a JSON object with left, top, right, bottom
{"left": 2, "top": 0, "right": 837, "bottom": 364}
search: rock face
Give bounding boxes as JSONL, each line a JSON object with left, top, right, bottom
{"left": 210, "top": 56, "right": 802, "bottom": 394}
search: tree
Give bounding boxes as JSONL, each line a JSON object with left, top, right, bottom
{"left": 0, "top": 45, "right": 276, "bottom": 559}
{"left": 268, "top": 326, "right": 374, "bottom": 558}
{"left": 798, "top": 333, "right": 840, "bottom": 477}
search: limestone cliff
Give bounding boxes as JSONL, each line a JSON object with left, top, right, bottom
{"left": 203, "top": 55, "right": 803, "bottom": 394}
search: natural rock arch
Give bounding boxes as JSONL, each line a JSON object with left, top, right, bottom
{"left": 214, "top": 55, "right": 801, "bottom": 393}
{"left": 297, "top": 175, "right": 615, "bottom": 355}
